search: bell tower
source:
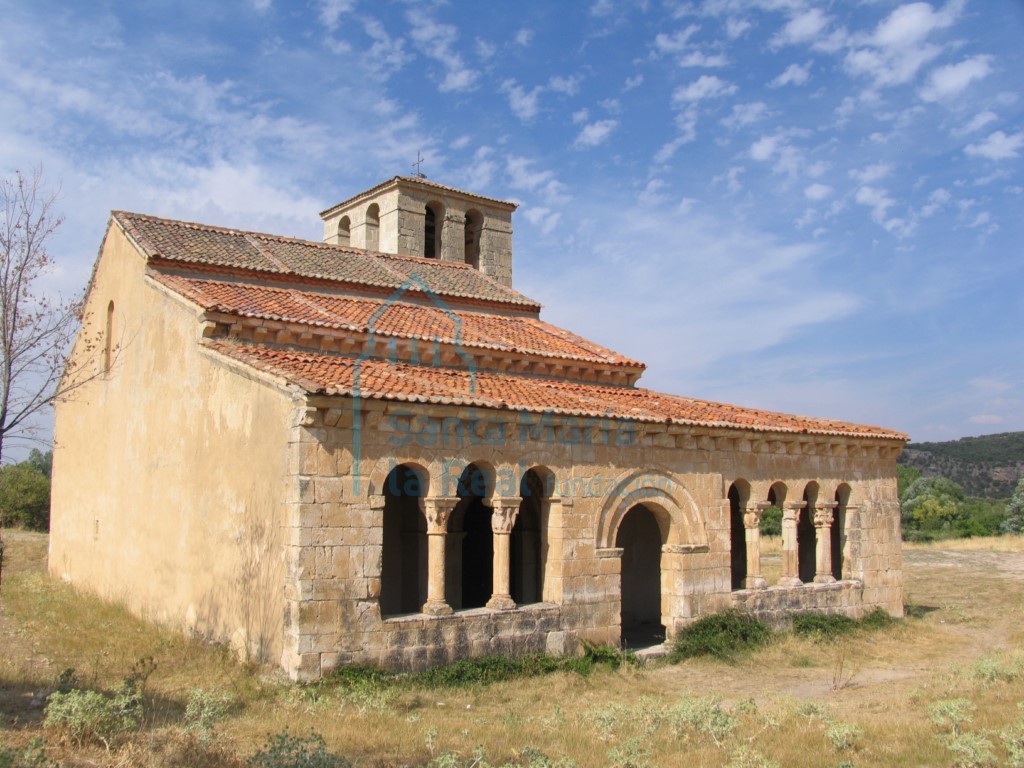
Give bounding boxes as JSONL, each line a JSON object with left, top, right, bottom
{"left": 320, "top": 176, "right": 517, "bottom": 287}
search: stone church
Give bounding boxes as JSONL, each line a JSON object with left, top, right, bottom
{"left": 50, "top": 176, "right": 907, "bottom": 680}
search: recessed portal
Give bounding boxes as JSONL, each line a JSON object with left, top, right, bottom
{"left": 616, "top": 504, "right": 665, "bottom": 648}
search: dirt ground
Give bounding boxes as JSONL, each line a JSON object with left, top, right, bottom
{"left": 2, "top": 532, "right": 1023, "bottom": 767}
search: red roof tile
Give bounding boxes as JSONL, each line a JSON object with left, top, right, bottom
{"left": 154, "top": 273, "right": 642, "bottom": 368}
{"left": 204, "top": 341, "right": 907, "bottom": 440}
{"left": 115, "top": 211, "right": 540, "bottom": 311}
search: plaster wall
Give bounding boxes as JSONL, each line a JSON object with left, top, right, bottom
{"left": 50, "top": 225, "right": 296, "bottom": 663}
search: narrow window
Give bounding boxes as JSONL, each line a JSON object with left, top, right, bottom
{"left": 424, "top": 206, "right": 437, "bottom": 258}
{"left": 728, "top": 483, "right": 747, "bottom": 590}
{"left": 337, "top": 216, "right": 351, "bottom": 247}
{"left": 464, "top": 210, "right": 482, "bottom": 268}
{"left": 365, "top": 204, "right": 380, "bottom": 251}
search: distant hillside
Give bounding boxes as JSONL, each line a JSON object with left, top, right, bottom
{"left": 898, "top": 431, "right": 1024, "bottom": 498}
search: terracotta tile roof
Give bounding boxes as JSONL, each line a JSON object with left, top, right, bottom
{"left": 319, "top": 175, "right": 517, "bottom": 218}
{"left": 154, "top": 273, "right": 642, "bottom": 368}
{"left": 114, "top": 211, "right": 540, "bottom": 311}
{"left": 204, "top": 341, "right": 907, "bottom": 441}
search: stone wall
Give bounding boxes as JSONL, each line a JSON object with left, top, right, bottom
{"left": 278, "top": 396, "right": 904, "bottom": 680}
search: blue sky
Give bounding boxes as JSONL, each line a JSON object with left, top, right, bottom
{"left": 1, "top": 0, "right": 1022, "bottom": 446}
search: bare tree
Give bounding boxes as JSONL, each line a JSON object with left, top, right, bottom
{"left": 0, "top": 168, "right": 84, "bottom": 466}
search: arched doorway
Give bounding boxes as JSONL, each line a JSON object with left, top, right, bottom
{"left": 447, "top": 463, "right": 493, "bottom": 609}
{"left": 832, "top": 484, "right": 851, "bottom": 580}
{"left": 380, "top": 464, "right": 427, "bottom": 615}
{"left": 799, "top": 484, "right": 819, "bottom": 583}
{"left": 728, "top": 483, "right": 747, "bottom": 590}
{"left": 511, "top": 469, "right": 544, "bottom": 605}
{"left": 616, "top": 504, "right": 665, "bottom": 648}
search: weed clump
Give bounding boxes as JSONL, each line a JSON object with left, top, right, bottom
{"left": 672, "top": 610, "right": 772, "bottom": 661}
{"left": 248, "top": 731, "right": 350, "bottom": 768}
{"left": 792, "top": 613, "right": 856, "bottom": 641}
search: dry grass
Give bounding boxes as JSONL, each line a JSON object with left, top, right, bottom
{"left": 903, "top": 533, "right": 1024, "bottom": 552}
{"left": 2, "top": 531, "right": 1024, "bottom": 766}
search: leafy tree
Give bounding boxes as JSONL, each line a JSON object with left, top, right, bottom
{"left": 901, "top": 476, "right": 967, "bottom": 535}
{"left": 26, "top": 448, "right": 52, "bottom": 478}
{"left": 759, "top": 505, "right": 782, "bottom": 536}
{"left": 896, "top": 464, "right": 921, "bottom": 501}
{"left": 0, "top": 461, "right": 50, "bottom": 530}
{"left": 1003, "top": 479, "right": 1024, "bottom": 535}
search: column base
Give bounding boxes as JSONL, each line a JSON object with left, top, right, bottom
{"left": 813, "top": 574, "right": 836, "bottom": 584}
{"left": 422, "top": 600, "right": 453, "bottom": 616}
{"left": 777, "top": 577, "right": 803, "bottom": 587}
{"left": 744, "top": 577, "right": 768, "bottom": 590}
{"left": 486, "top": 595, "right": 517, "bottom": 611}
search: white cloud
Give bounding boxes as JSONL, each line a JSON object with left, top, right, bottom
{"left": 251, "top": 0, "right": 272, "bottom": 13}
{"left": 501, "top": 80, "right": 542, "bottom": 122}
{"left": 679, "top": 51, "right": 730, "bottom": 68}
{"left": 672, "top": 75, "right": 737, "bottom": 103}
{"left": 573, "top": 119, "right": 618, "bottom": 148}
{"left": 850, "top": 162, "right": 892, "bottom": 184}
{"left": 572, "top": 108, "right": 589, "bottom": 124}
{"left": 770, "top": 62, "right": 810, "bottom": 87}
{"left": 589, "top": 0, "right": 614, "bottom": 17}
{"left": 362, "top": 18, "right": 411, "bottom": 80}
{"left": 804, "top": 183, "right": 832, "bottom": 201}
{"left": 843, "top": 1, "right": 962, "bottom": 88}
{"left": 653, "top": 25, "right": 701, "bottom": 56}
{"left": 522, "top": 205, "right": 561, "bottom": 235}
{"left": 505, "top": 156, "right": 568, "bottom": 205}
{"left": 319, "top": 0, "right": 354, "bottom": 31}
{"left": 599, "top": 98, "right": 621, "bottom": 113}
{"left": 772, "top": 8, "right": 830, "bottom": 47}
{"left": 721, "top": 101, "right": 769, "bottom": 129}
{"left": 407, "top": 9, "right": 479, "bottom": 92}
{"left": 957, "top": 111, "right": 998, "bottom": 135}
{"left": 965, "top": 131, "right": 1024, "bottom": 160}
{"left": 855, "top": 185, "right": 914, "bottom": 235}
{"left": 515, "top": 28, "right": 534, "bottom": 46}
{"left": 921, "top": 55, "right": 992, "bottom": 102}
{"left": 725, "top": 17, "right": 752, "bottom": 40}
{"left": 624, "top": 74, "right": 644, "bottom": 90}
{"left": 475, "top": 38, "right": 497, "bottom": 60}
{"left": 920, "top": 187, "right": 951, "bottom": 217}
{"left": 548, "top": 75, "right": 581, "bottom": 95}
{"left": 750, "top": 134, "right": 782, "bottom": 161}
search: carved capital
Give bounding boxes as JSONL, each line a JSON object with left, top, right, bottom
{"left": 491, "top": 499, "right": 521, "bottom": 534}
{"left": 423, "top": 496, "right": 459, "bottom": 534}
{"left": 814, "top": 509, "right": 834, "bottom": 528}
{"left": 742, "top": 508, "right": 761, "bottom": 529}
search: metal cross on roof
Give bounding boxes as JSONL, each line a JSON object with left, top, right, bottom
{"left": 412, "top": 151, "right": 427, "bottom": 179}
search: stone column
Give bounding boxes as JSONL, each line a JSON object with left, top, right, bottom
{"left": 743, "top": 503, "right": 769, "bottom": 589}
{"left": 814, "top": 502, "right": 837, "bottom": 584}
{"left": 779, "top": 501, "right": 805, "bottom": 586}
{"left": 487, "top": 498, "right": 520, "bottom": 611}
{"left": 422, "top": 497, "right": 457, "bottom": 615}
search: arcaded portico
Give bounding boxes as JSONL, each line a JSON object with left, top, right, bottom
{"left": 51, "top": 176, "right": 906, "bottom": 680}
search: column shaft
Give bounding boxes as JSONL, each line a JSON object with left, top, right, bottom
{"left": 779, "top": 504, "right": 803, "bottom": 586}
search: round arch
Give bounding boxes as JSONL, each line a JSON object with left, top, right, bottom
{"left": 596, "top": 469, "right": 707, "bottom": 550}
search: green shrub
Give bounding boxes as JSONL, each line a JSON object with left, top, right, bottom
{"left": 183, "top": 686, "right": 236, "bottom": 742}
{"left": 792, "top": 613, "right": 856, "bottom": 641}
{"left": 929, "top": 698, "right": 976, "bottom": 738}
{"left": 248, "top": 731, "right": 349, "bottom": 768}
{"left": 0, "top": 739, "right": 53, "bottom": 768}
{"left": 672, "top": 610, "right": 772, "bottom": 661}
{"left": 0, "top": 463, "right": 50, "bottom": 530}
{"left": 946, "top": 732, "right": 996, "bottom": 768}
{"left": 44, "top": 687, "right": 141, "bottom": 749}
{"left": 759, "top": 506, "right": 782, "bottom": 537}
{"left": 859, "top": 606, "right": 896, "bottom": 630}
